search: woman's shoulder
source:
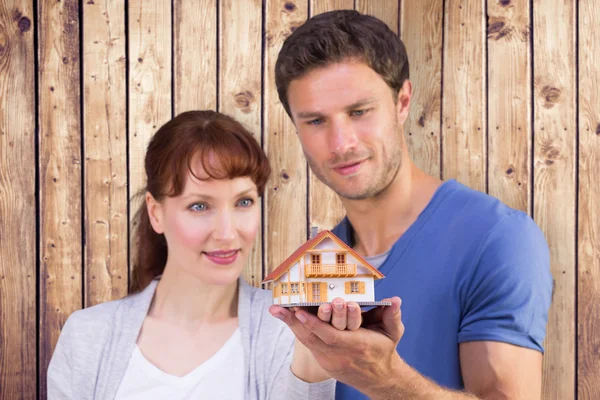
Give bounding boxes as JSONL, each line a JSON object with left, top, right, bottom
{"left": 61, "top": 283, "right": 154, "bottom": 340}
{"left": 61, "top": 296, "right": 128, "bottom": 339}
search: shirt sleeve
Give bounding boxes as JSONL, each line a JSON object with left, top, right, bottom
{"left": 457, "top": 211, "right": 553, "bottom": 352}
{"left": 265, "top": 321, "right": 335, "bottom": 399}
{"left": 47, "top": 314, "right": 76, "bottom": 400}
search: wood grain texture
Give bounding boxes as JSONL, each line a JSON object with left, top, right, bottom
{"left": 578, "top": 0, "right": 600, "bottom": 397}
{"left": 487, "top": 0, "right": 531, "bottom": 212}
{"left": 442, "top": 0, "right": 486, "bottom": 191}
{"left": 219, "top": 0, "right": 263, "bottom": 286}
{"left": 0, "top": 0, "right": 36, "bottom": 397}
{"left": 306, "top": 0, "right": 351, "bottom": 236}
{"left": 128, "top": 0, "right": 171, "bottom": 208}
{"left": 402, "top": 0, "right": 443, "bottom": 178}
{"left": 173, "top": 0, "right": 217, "bottom": 113}
{"left": 533, "top": 0, "right": 576, "bottom": 398}
{"left": 355, "top": 0, "right": 398, "bottom": 33}
{"left": 38, "top": 0, "right": 82, "bottom": 396}
{"left": 264, "top": 0, "right": 308, "bottom": 277}
{"left": 83, "top": 0, "right": 127, "bottom": 307}
{"left": 311, "top": 0, "right": 353, "bottom": 15}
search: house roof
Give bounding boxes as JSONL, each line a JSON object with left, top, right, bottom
{"left": 262, "top": 230, "right": 385, "bottom": 283}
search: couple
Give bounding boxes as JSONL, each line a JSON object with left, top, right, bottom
{"left": 48, "top": 10, "right": 553, "bottom": 400}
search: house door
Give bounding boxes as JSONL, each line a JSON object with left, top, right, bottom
{"left": 307, "top": 282, "right": 328, "bottom": 302}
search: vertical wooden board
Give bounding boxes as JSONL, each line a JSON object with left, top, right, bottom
{"left": 0, "top": 1, "right": 36, "bottom": 397}
{"left": 219, "top": 0, "right": 263, "bottom": 287}
{"left": 83, "top": 0, "right": 128, "bottom": 307}
{"left": 442, "top": 0, "right": 486, "bottom": 191}
{"left": 128, "top": 0, "right": 171, "bottom": 211}
{"left": 487, "top": 0, "right": 531, "bottom": 213}
{"left": 264, "top": 0, "right": 308, "bottom": 276}
{"left": 38, "top": 0, "right": 82, "bottom": 395}
{"left": 578, "top": 0, "right": 600, "bottom": 397}
{"left": 532, "top": 0, "right": 576, "bottom": 398}
{"left": 311, "top": 0, "right": 353, "bottom": 15}
{"left": 173, "top": 0, "right": 216, "bottom": 114}
{"left": 306, "top": 0, "right": 352, "bottom": 236}
{"left": 355, "top": 0, "right": 398, "bottom": 33}
{"left": 401, "top": 0, "right": 443, "bottom": 178}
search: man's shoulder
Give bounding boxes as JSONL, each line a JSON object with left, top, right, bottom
{"left": 436, "top": 180, "right": 539, "bottom": 236}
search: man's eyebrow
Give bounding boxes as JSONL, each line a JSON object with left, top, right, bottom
{"left": 296, "top": 97, "right": 378, "bottom": 119}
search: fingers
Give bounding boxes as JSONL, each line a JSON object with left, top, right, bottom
{"left": 317, "top": 303, "right": 332, "bottom": 323}
{"left": 294, "top": 308, "right": 342, "bottom": 347}
{"left": 346, "top": 302, "right": 362, "bottom": 331}
{"left": 269, "top": 305, "right": 329, "bottom": 352}
{"left": 331, "top": 299, "right": 347, "bottom": 330}
{"left": 380, "top": 297, "right": 404, "bottom": 342}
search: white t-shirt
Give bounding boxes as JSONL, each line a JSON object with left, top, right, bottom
{"left": 114, "top": 328, "right": 244, "bottom": 399}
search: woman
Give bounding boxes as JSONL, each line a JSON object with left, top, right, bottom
{"left": 47, "top": 110, "right": 334, "bottom": 399}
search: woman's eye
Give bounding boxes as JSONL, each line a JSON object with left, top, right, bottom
{"left": 189, "top": 203, "right": 207, "bottom": 212}
{"left": 237, "top": 198, "right": 254, "bottom": 207}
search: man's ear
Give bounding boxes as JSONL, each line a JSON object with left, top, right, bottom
{"left": 395, "top": 79, "right": 413, "bottom": 125}
{"left": 146, "top": 192, "right": 165, "bottom": 234}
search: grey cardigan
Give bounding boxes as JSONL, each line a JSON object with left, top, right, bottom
{"left": 47, "top": 278, "right": 335, "bottom": 399}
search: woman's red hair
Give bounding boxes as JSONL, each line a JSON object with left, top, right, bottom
{"left": 130, "top": 110, "right": 271, "bottom": 293}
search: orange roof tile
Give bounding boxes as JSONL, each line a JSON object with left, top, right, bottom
{"left": 262, "top": 230, "right": 385, "bottom": 283}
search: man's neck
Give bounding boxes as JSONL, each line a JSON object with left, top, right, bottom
{"left": 342, "top": 160, "right": 442, "bottom": 257}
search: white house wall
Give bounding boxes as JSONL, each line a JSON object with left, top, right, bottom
{"left": 306, "top": 277, "right": 375, "bottom": 303}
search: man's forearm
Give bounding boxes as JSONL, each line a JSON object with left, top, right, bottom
{"left": 365, "top": 356, "right": 479, "bottom": 400}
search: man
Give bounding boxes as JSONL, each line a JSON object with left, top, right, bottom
{"left": 268, "top": 10, "right": 553, "bottom": 400}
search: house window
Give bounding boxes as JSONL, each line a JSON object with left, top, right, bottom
{"left": 311, "top": 253, "right": 321, "bottom": 264}
{"left": 336, "top": 253, "right": 346, "bottom": 264}
{"left": 291, "top": 283, "right": 299, "bottom": 294}
{"left": 281, "top": 283, "right": 288, "bottom": 294}
{"left": 312, "top": 283, "right": 321, "bottom": 301}
{"left": 345, "top": 281, "right": 365, "bottom": 294}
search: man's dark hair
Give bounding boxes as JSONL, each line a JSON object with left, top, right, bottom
{"left": 275, "top": 9, "right": 410, "bottom": 117}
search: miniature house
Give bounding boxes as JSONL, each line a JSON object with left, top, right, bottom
{"left": 263, "top": 230, "right": 388, "bottom": 307}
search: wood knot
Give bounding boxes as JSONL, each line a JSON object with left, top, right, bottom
{"left": 596, "top": 123, "right": 600, "bottom": 136}
{"left": 62, "top": 57, "right": 68, "bottom": 64}
{"left": 500, "top": 0, "right": 511, "bottom": 5}
{"left": 234, "top": 91, "right": 254, "bottom": 114}
{"left": 487, "top": 18, "right": 513, "bottom": 40}
{"left": 18, "top": 16, "right": 31, "bottom": 32}
{"left": 418, "top": 115, "right": 426, "bottom": 127}
{"left": 281, "top": 171, "right": 289, "bottom": 180}
{"left": 541, "top": 86, "right": 561, "bottom": 108}
{"left": 540, "top": 139, "right": 560, "bottom": 165}
{"left": 86, "top": 0, "right": 95, "bottom": 4}
{"left": 284, "top": 2, "right": 296, "bottom": 11}
{"left": 506, "top": 166, "right": 514, "bottom": 175}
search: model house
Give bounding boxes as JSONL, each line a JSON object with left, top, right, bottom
{"left": 263, "top": 230, "right": 389, "bottom": 307}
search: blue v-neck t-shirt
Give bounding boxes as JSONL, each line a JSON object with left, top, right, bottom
{"left": 332, "top": 179, "right": 553, "bottom": 399}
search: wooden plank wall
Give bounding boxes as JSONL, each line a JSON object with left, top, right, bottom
{"left": 0, "top": 0, "right": 597, "bottom": 398}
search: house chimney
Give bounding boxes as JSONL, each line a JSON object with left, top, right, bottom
{"left": 310, "top": 226, "right": 319, "bottom": 239}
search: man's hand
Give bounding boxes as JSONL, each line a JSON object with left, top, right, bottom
{"left": 269, "top": 297, "right": 404, "bottom": 397}
{"left": 305, "top": 297, "right": 364, "bottom": 331}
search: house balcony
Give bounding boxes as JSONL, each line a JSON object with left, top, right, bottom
{"left": 305, "top": 263, "right": 357, "bottom": 278}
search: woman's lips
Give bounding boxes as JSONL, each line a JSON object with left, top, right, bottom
{"left": 203, "top": 250, "right": 239, "bottom": 265}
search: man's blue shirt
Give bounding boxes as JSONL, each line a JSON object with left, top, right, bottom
{"left": 332, "top": 179, "right": 553, "bottom": 399}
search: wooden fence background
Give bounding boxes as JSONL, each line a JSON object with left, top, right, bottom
{"left": 0, "top": 0, "right": 598, "bottom": 398}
